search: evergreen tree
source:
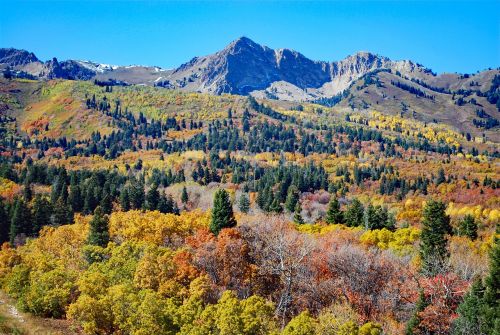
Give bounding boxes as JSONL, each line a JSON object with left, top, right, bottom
{"left": 181, "top": 186, "right": 189, "bottom": 204}
{"left": 365, "top": 205, "right": 390, "bottom": 230}
{"left": 284, "top": 185, "right": 299, "bottom": 213}
{"left": 120, "top": 188, "right": 130, "bottom": 211}
{"left": 0, "top": 199, "right": 9, "bottom": 244}
{"left": 9, "top": 198, "right": 32, "bottom": 244}
{"left": 23, "top": 180, "right": 33, "bottom": 201}
{"left": 452, "top": 279, "right": 485, "bottom": 335}
{"left": 481, "top": 229, "right": 500, "bottom": 334}
{"left": 436, "top": 167, "right": 446, "bottom": 185}
{"left": 68, "top": 184, "right": 83, "bottom": 212}
{"left": 457, "top": 214, "right": 478, "bottom": 240}
{"left": 406, "top": 291, "right": 429, "bottom": 335}
{"left": 419, "top": 200, "right": 452, "bottom": 276}
{"left": 243, "top": 118, "right": 250, "bottom": 132}
{"left": 100, "top": 192, "right": 113, "bottom": 215}
{"left": 52, "top": 197, "right": 71, "bottom": 226}
{"left": 210, "top": 189, "right": 236, "bottom": 235}
{"left": 83, "top": 186, "right": 99, "bottom": 215}
{"left": 87, "top": 206, "right": 109, "bottom": 247}
{"left": 157, "top": 193, "right": 174, "bottom": 214}
{"left": 293, "top": 202, "right": 304, "bottom": 224}
{"left": 257, "top": 186, "right": 271, "bottom": 211}
{"left": 238, "top": 193, "right": 250, "bottom": 214}
{"left": 385, "top": 212, "right": 397, "bottom": 231}
{"left": 364, "top": 204, "right": 378, "bottom": 230}
{"left": 31, "top": 195, "right": 52, "bottom": 236}
{"left": 344, "top": 198, "right": 364, "bottom": 227}
{"left": 146, "top": 184, "right": 160, "bottom": 210}
{"left": 325, "top": 197, "right": 343, "bottom": 224}
{"left": 269, "top": 197, "right": 283, "bottom": 214}
{"left": 129, "top": 178, "right": 145, "bottom": 209}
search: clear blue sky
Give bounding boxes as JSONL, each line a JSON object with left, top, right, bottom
{"left": 1, "top": 1, "right": 498, "bottom": 74}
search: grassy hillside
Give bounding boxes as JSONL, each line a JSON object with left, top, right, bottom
{"left": 339, "top": 70, "right": 500, "bottom": 143}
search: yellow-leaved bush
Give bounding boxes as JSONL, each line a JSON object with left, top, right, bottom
{"left": 359, "top": 227, "right": 420, "bottom": 255}
{"left": 109, "top": 210, "right": 210, "bottom": 245}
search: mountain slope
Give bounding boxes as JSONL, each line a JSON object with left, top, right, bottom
{"left": 166, "top": 37, "right": 433, "bottom": 98}
{"left": 1, "top": 38, "right": 499, "bottom": 137}
{"left": 335, "top": 69, "right": 500, "bottom": 142}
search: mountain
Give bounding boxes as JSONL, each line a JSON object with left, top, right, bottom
{"left": 0, "top": 48, "right": 172, "bottom": 85}
{"left": 1, "top": 38, "right": 499, "bottom": 141}
{"left": 165, "top": 37, "right": 433, "bottom": 98}
{"left": 1, "top": 38, "right": 498, "bottom": 102}
{"left": 0, "top": 48, "right": 39, "bottom": 66}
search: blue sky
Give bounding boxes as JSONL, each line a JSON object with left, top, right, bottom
{"left": 1, "top": 1, "right": 498, "bottom": 73}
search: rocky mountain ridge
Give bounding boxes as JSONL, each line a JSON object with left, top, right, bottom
{"left": 1, "top": 37, "right": 498, "bottom": 103}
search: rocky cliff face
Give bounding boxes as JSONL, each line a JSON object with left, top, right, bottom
{"left": 0, "top": 48, "right": 39, "bottom": 67}
{"left": 166, "top": 37, "right": 431, "bottom": 99}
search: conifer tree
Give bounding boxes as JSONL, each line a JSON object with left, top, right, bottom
{"left": 344, "top": 198, "right": 364, "bottom": 227}
{"left": 325, "top": 197, "right": 343, "bottom": 224}
{"left": 419, "top": 200, "right": 452, "bottom": 276}
{"left": 269, "top": 197, "right": 283, "bottom": 213}
{"left": 68, "top": 184, "right": 83, "bottom": 212}
{"left": 481, "top": 229, "right": 500, "bottom": 333}
{"left": 83, "top": 186, "right": 99, "bottom": 215}
{"left": 257, "top": 186, "right": 271, "bottom": 211}
{"left": 157, "top": 193, "right": 174, "bottom": 214}
{"left": 87, "top": 206, "right": 109, "bottom": 247}
{"left": 100, "top": 190, "right": 113, "bottom": 215}
{"left": 23, "top": 180, "right": 33, "bottom": 202}
{"left": 120, "top": 188, "right": 130, "bottom": 211}
{"left": 436, "top": 167, "right": 446, "bottom": 185}
{"left": 457, "top": 214, "right": 478, "bottom": 240}
{"left": 181, "top": 186, "right": 189, "bottom": 204}
{"left": 146, "top": 184, "right": 160, "bottom": 210}
{"left": 453, "top": 229, "right": 499, "bottom": 334}
{"left": 32, "top": 195, "right": 52, "bottom": 236}
{"left": 53, "top": 197, "right": 71, "bottom": 226}
{"left": 364, "top": 204, "right": 378, "bottom": 230}
{"left": 210, "top": 189, "right": 236, "bottom": 235}
{"left": 293, "top": 202, "right": 304, "bottom": 224}
{"left": 406, "top": 291, "right": 429, "bottom": 335}
{"left": 9, "top": 198, "right": 32, "bottom": 244}
{"left": 284, "top": 185, "right": 299, "bottom": 213}
{"left": 238, "top": 193, "right": 250, "bottom": 214}
{"left": 129, "top": 178, "right": 145, "bottom": 209}
{"left": 0, "top": 199, "right": 9, "bottom": 244}
{"left": 452, "top": 279, "right": 485, "bottom": 335}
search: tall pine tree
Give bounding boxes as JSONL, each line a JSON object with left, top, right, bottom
{"left": 344, "top": 198, "right": 364, "bottom": 227}
{"left": 419, "top": 200, "right": 452, "bottom": 276}
{"left": 457, "top": 214, "right": 478, "bottom": 240}
{"left": 9, "top": 198, "right": 32, "bottom": 244}
{"left": 293, "top": 202, "right": 304, "bottom": 224}
{"left": 146, "top": 184, "right": 160, "bottom": 210}
{"left": 480, "top": 228, "right": 499, "bottom": 333}
{"left": 284, "top": 186, "right": 299, "bottom": 213}
{"left": 0, "top": 199, "right": 9, "bottom": 244}
{"left": 325, "top": 197, "right": 343, "bottom": 224}
{"left": 210, "top": 189, "right": 236, "bottom": 235}
{"left": 181, "top": 186, "right": 189, "bottom": 204}
{"left": 32, "top": 195, "right": 52, "bottom": 236}
{"left": 87, "top": 206, "right": 110, "bottom": 247}
{"left": 238, "top": 193, "right": 250, "bottom": 214}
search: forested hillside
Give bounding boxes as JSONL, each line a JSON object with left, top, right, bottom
{"left": 0, "top": 76, "right": 498, "bottom": 335}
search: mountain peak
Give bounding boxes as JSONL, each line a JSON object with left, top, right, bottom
{"left": 225, "top": 36, "right": 265, "bottom": 52}
{"left": 0, "top": 48, "right": 40, "bottom": 67}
